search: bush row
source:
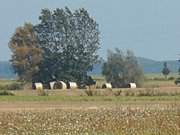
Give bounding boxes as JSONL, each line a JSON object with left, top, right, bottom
{"left": 0, "top": 82, "right": 24, "bottom": 90}
{"left": 0, "top": 90, "right": 14, "bottom": 96}
{"left": 146, "top": 76, "right": 175, "bottom": 81}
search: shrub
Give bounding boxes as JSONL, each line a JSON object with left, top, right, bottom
{"left": 136, "top": 89, "right": 155, "bottom": 96}
{"left": 122, "top": 90, "right": 135, "bottom": 96}
{"left": 102, "top": 49, "right": 144, "bottom": 88}
{"left": 85, "top": 89, "right": 93, "bottom": 96}
{"left": 153, "top": 77, "right": 165, "bottom": 81}
{"left": 37, "top": 88, "right": 48, "bottom": 96}
{"left": 102, "top": 89, "right": 114, "bottom": 96}
{"left": 85, "top": 89, "right": 99, "bottom": 96}
{"left": 0, "top": 91, "right": 14, "bottom": 96}
{"left": 168, "top": 77, "right": 175, "bottom": 80}
{"left": 113, "top": 90, "right": 122, "bottom": 96}
{"left": 7, "top": 83, "right": 23, "bottom": 90}
{"left": 0, "top": 83, "right": 23, "bottom": 90}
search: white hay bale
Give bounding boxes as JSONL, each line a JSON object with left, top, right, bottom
{"left": 128, "top": 83, "right": 136, "bottom": 89}
{"left": 50, "top": 81, "right": 67, "bottom": 90}
{"left": 49, "top": 81, "right": 56, "bottom": 89}
{"left": 33, "top": 82, "right": 43, "bottom": 90}
{"left": 59, "top": 81, "right": 67, "bottom": 89}
{"left": 102, "top": 83, "right": 112, "bottom": 89}
{"left": 67, "top": 82, "right": 78, "bottom": 89}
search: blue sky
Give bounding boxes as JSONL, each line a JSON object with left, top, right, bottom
{"left": 0, "top": 0, "right": 180, "bottom": 61}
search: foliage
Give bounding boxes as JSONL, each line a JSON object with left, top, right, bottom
{"left": 84, "top": 89, "right": 99, "bottom": 96}
{"left": 0, "top": 90, "right": 14, "bottom": 96}
{"left": 162, "top": 62, "right": 170, "bottom": 79}
{"left": 9, "top": 23, "right": 42, "bottom": 82}
{"left": 37, "top": 88, "right": 48, "bottom": 96}
{"left": 34, "top": 7, "right": 100, "bottom": 87}
{"left": 168, "top": 76, "right": 175, "bottom": 80}
{"left": 0, "top": 82, "right": 23, "bottom": 90}
{"left": 113, "top": 90, "right": 122, "bottom": 96}
{"left": 102, "top": 49, "right": 144, "bottom": 88}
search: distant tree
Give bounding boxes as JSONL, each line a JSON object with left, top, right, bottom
{"left": 178, "top": 67, "right": 180, "bottom": 75}
{"left": 162, "top": 62, "right": 170, "bottom": 79}
{"left": 178, "top": 59, "right": 180, "bottom": 75}
{"left": 34, "top": 7, "right": 100, "bottom": 86}
{"left": 9, "top": 23, "right": 42, "bottom": 82}
{"left": 102, "top": 49, "right": 144, "bottom": 88}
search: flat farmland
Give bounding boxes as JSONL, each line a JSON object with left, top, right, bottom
{"left": 0, "top": 89, "right": 179, "bottom": 134}
{"left": 0, "top": 77, "right": 180, "bottom": 134}
{"left": 0, "top": 97, "right": 179, "bottom": 135}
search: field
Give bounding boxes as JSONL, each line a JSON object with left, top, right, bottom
{"left": 0, "top": 103, "right": 180, "bottom": 135}
{"left": 0, "top": 95, "right": 180, "bottom": 135}
{"left": 0, "top": 74, "right": 180, "bottom": 135}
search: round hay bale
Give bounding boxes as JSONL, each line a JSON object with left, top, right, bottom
{"left": 128, "top": 83, "right": 136, "bottom": 89}
{"left": 53, "top": 81, "right": 67, "bottom": 89}
{"left": 49, "top": 81, "right": 56, "bottom": 90}
{"left": 67, "top": 82, "right": 78, "bottom": 89}
{"left": 32, "top": 82, "right": 43, "bottom": 90}
{"left": 102, "top": 83, "right": 112, "bottom": 89}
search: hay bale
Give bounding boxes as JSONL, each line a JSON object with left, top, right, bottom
{"left": 49, "top": 81, "right": 56, "bottom": 90}
{"left": 55, "top": 81, "right": 67, "bottom": 89}
{"left": 32, "top": 82, "right": 43, "bottom": 90}
{"left": 102, "top": 83, "right": 112, "bottom": 89}
{"left": 128, "top": 83, "right": 136, "bottom": 89}
{"left": 67, "top": 82, "right": 78, "bottom": 89}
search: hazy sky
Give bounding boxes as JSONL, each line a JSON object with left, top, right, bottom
{"left": 0, "top": 0, "right": 180, "bottom": 61}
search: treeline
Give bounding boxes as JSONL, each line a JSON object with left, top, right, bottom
{"left": 9, "top": 7, "right": 144, "bottom": 88}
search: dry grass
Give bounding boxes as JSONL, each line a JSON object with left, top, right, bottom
{"left": 143, "top": 80, "right": 176, "bottom": 88}
{"left": 12, "top": 87, "right": 180, "bottom": 97}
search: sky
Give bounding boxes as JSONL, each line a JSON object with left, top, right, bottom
{"left": 0, "top": 0, "right": 180, "bottom": 61}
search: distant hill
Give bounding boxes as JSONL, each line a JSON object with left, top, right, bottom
{"left": 90, "top": 57, "right": 179, "bottom": 75}
{"left": 0, "top": 61, "right": 16, "bottom": 79}
{"left": 0, "top": 58, "right": 179, "bottom": 79}
{"left": 137, "top": 57, "right": 179, "bottom": 73}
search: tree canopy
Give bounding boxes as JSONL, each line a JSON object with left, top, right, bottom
{"left": 162, "top": 62, "right": 170, "bottom": 79}
{"left": 9, "top": 23, "right": 42, "bottom": 82}
{"left": 102, "top": 49, "right": 144, "bottom": 88}
{"left": 9, "top": 7, "right": 100, "bottom": 87}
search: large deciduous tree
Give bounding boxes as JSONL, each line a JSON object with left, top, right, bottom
{"left": 102, "top": 49, "right": 144, "bottom": 88}
{"left": 34, "top": 7, "right": 100, "bottom": 86}
{"left": 9, "top": 23, "right": 42, "bottom": 82}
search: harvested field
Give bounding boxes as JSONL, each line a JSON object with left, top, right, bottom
{"left": 0, "top": 94, "right": 179, "bottom": 135}
{"left": 0, "top": 103, "right": 179, "bottom": 135}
